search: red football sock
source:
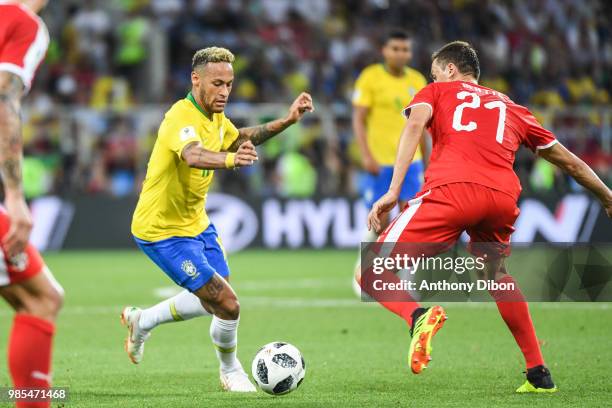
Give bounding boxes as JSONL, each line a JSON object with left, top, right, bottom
{"left": 8, "top": 314, "right": 55, "bottom": 408}
{"left": 488, "top": 275, "right": 544, "bottom": 369}
{"left": 360, "top": 268, "right": 421, "bottom": 326}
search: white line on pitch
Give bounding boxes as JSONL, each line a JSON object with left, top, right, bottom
{"left": 0, "top": 299, "right": 608, "bottom": 316}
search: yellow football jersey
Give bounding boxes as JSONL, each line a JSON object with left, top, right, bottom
{"left": 352, "top": 64, "right": 428, "bottom": 165}
{"left": 131, "top": 92, "right": 239, "bottom": 241}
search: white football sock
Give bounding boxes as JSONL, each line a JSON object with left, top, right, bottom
{"left": 362, "top": 227, "right": 378, "bottom": 243}
{"left": 353, "top": 227, "right": 379, "bottom": 298}
{"left": 355, "top": 228, "right": 379, "bottom": 266}
{"left": 210, "top": 315, "right": 240, "bottom": 372}
{"left": 138, "top": 290, "right": 210, "bottom": 331}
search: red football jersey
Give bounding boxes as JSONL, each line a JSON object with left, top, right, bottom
{"left": 0, "top": 1, "right": 49, "bottom": 91}
{"left": 403, "top": 81, "right": 557, "bottom": 200}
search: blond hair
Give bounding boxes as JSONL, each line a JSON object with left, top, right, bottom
{"left": 192, "top": 47, "right": 235, "bottom": 70}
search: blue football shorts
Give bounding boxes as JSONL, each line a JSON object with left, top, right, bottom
{"left": 134, "top": 223, "right": 229, "bottom": 293}
{"left": 359, "top": 160, "right": 424, "bottom": 208}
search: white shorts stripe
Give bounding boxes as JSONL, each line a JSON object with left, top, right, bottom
{"left": 0, "top": 249, "right": 8, "bottom": 286}
{"left": 383, "top": 190, "right": 431, "bottom": 243}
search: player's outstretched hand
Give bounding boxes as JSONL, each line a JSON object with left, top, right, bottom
{"left": 286, "top": 92, "right": 314, "bottom": 124}
{"left": 367, "top": 191, "right": 398, "bottom": 233}
{"left": 235, "top": 140, "right": 258, "bottom": 167}
{"left": 3, "top": 193, "right": 32, "bottom": 258}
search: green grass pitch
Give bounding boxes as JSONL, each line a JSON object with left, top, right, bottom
{"left": 0, "top": 250, "right": 610, "bottom": 407}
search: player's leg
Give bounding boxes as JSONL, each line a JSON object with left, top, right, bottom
{"left": 394, "top": 160, "right": 424, "bottom": 287}
{"left": 130, "top": 229, "right": 232, "bottom": 330}
{"left": 193, "top": 226, "right": 254, "bottom": 392}
{"left": 123, "top": 289, "right": 211, "bottom": 330}
{"left": 0, "top": 260, "right": 64, "bottom": 408}
{"left": 123, "top": 228, "right": 254, "bottom": 391}
{"left": 478, "top": 258, "right": 556, "bottom": 392}
{"left": 354, "top": 166, "right": 415, "bottom": 297}
{"left": 352, "top": 170, "right": 387, "bottom": 296}
{"left": 360, "top": 187, "right": 462, "bottom": 373}
{"left": 185, "top": 273, "right": 251, "bottom": 392}
{"left": 354, "top": 163, "right": 424, "bottom": 296}
{"left": 361, "top": 188, "right": 458, "bottom": 323}
{"left": 468, "top": 186, "right": 556, "bottom": 392}
{"left": 121, "top": 236, "right": 213, "bottom": 364}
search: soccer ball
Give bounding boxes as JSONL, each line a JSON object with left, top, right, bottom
{"left": 251, "top": 342, "right": 305, "bottom": 395}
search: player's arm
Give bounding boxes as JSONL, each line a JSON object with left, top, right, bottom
{"left": 0, "top": 71, "right": 33, "bottom": 256}
{"left": 538, "top": 142, "right": 612, "bottom": 217}
{"left": 368, "top": 104, "right": 430, "bottom": 232}
{"left": 226, "top": 92, "right": 314, "bottom": 152}
{"left": 353, "top": 105, "right": 380, "bottom": 175}
{"left": 182, "top": 140, "right": 258, "bottom": 170}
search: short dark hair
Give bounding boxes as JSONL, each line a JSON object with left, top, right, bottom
{"left": 432, "top": 41, "right": 480, "bottom": 80}
{"left": 383, "top": 29, "right": 411, "bottom": 45}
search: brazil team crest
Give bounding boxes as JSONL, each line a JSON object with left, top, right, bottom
{"left": 181, "top": 260, "right": 200, "bottom": 279}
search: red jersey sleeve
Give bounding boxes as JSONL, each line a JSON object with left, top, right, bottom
{"left": 402, "top": 82, "right": 436, "bottom": 119}
{"left": 0, "top": 5, "right": 49, "bottom": 91}
{"left": 521, "top": 109, "right": 557, "bottom": 153}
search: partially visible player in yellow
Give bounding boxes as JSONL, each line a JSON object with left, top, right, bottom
{"left": 121, "top": 47, "right": 314, "bottom": 392}
{"left": 352, "top": 29, "right": 428, "bottom": 295}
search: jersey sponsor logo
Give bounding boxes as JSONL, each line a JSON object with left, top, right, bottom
{"left": 180, "top": 126, "right": 197, "bottom": 142}
{"left": 181, "top": 260, "right": 200, "bottom": 279}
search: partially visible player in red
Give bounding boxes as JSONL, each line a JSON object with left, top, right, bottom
{"left": 365, "top": 41, "right": 612, "bottom": 392}
{"left": 0, "top": 1, "right": 64, "bottom": 407}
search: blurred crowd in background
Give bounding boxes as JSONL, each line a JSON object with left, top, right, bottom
{"left": 22, "top": 0, "right": 612, "bottom": 199}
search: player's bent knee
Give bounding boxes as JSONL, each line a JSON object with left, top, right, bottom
{"left": 208, "top": 295, "right": 239, "bottom": 320}
{"left": 218, "top": 298, "right": 240, "bottom": 320}
{"left": 26, "top": 288, "right": 62, "bottom": 321}
{"left": 46, "top": 285, "right": 64, "bottom": 316}
{"left": 23, "top": 270, "right": 64, "bottom": 321}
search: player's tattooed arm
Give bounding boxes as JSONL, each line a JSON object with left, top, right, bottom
{"left": 0, "top": 72, "right": 33, "bottom": 257}
{"left": 539, "top": 142, "right": 612, "bottom": 217}
{"left": 228, "top": 92, "right": 314, "bottom": 152}
{"left": 230, "top": 120, "right": 286, "bottom": 151}
{"left": 0, "top": 72, "right": 24, "bottom": 192}
{"left": 182, "top": 140, "right": 258, "bottom": 169}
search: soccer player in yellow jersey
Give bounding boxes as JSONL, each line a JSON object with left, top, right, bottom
{"left": 120, "top": 47, "right": 313, "bottom": 392}
{"left": 352, "top": 30, "right": 428, "bottom": 294}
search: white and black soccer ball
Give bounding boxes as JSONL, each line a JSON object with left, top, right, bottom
{"left": 251, "top": 342, "right": 305, "bottom": 395}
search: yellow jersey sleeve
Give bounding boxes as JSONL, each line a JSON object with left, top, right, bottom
{"left": 159, "top": 119, "right": 201, "bottom": 160}
{"left": 352, "top": 69, "right": 373, "bottom": 108}
{"left": 221, "top": 116, "right": 240, "bottom": 151}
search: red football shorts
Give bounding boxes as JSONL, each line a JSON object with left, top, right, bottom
{"left": 0, "top": 209, "right": 44, "bottom": 286}
{"left": 377, "top": 182, "right": 520, "bottom": 259}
